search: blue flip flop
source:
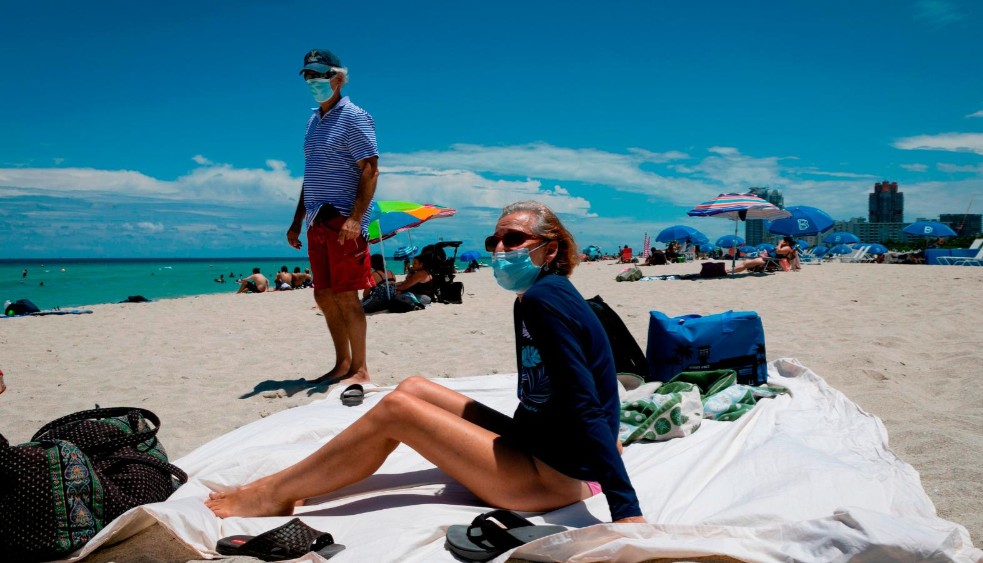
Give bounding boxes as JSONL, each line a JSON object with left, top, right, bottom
{"left": 445, "top": 509, "right": 566, "bottom": 561}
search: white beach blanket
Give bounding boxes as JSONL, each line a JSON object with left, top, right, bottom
{"left": 64, "top": 359, "right": 980, "bottom": 562}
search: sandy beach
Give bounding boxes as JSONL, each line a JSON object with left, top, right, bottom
{"left": 1, "top": 259, "right": 981, "bottom": 560}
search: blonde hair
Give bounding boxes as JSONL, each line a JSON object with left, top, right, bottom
{"left": 500, "top": 201, "right": 579, "bottom": 276}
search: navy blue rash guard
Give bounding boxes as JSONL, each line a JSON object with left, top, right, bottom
{"left": 509, "top": 273, "right": 642, "bottom": 521}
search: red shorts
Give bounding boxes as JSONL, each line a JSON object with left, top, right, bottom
{"left": 307, "top": 216, "right": 374, "bottom": 293}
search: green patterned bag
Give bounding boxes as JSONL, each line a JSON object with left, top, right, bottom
{"left": 0, "top": 408, "right": 187, "bottom": 561}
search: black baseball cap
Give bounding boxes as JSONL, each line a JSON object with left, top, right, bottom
{"left": 300, "top": 48, "right": 342, "bottom": 74}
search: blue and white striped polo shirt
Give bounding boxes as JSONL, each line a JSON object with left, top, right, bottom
{"left": 303, "top": 96, "right": 378, "bottom": 235}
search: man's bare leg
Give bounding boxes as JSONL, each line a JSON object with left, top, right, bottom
{"left": 309, "top": 288, "right": 352, "bottom": 383}
{"left": 205, "top": 379, "right": 588, "bottom": 518}
{"left": 333, "top": 289, "right": 369, "bottom": 383}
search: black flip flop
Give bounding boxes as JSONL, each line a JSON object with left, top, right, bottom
{"left": 445, "top": 509, "right": 567, "bottom": 561}
{"left": 341, "top": 384, "right": 364, "bottom": 407}
{"left": 216, "top": 517, "right": 345, "bottom": 561}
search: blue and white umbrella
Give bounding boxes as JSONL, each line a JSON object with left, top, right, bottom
{"left": 655, "top": 225, "right": 708, "bottom": 244}
{"left": 796, "top": 239, "right": 811, "bottom": 250}
{"left": 716, "top": 235, "right": 745, "bottom": 248}
{"left": 767, "top": 205, "right": 835, "bottom": 237}
{"left": 866, "top": 243, "right": 889, "bottom": 255}
{"left": 698, "top": 243, "right": 718, "bottom": 253}
{"left": 829, "top": 244, "right": 854, "bottom": 255}
{"left": 813, "top": 245, "right": 829, "bottom": 256}
{"left": 458, "top": 250, "right": 482, "bottom": 262}
{"left": 757, "top": 243, "right": 776, "bottom": 252}
{"left": 393, "top": 245, "right": 418, "bottom": 259}
{"left": 902, "top": 221, "right": 957, "bottom": 238}
{"left": 823, "top": 232, "right": 860, "bottom": 245}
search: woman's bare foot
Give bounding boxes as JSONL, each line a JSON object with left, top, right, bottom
{"left": 342, "top": 367, "right": 370, "bottom": 385}
{"left": 204, "top": 481, "right": 296, "bottom": 518}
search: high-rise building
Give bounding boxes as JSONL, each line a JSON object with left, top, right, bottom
{"left": 940, "top": 213, "right": 982, "bottom": 236}
{"left": 744, "top": 187, "right": 784, "bottom": 246}
{"left": 868, "top": 181, "right": 904, "bottom": 223}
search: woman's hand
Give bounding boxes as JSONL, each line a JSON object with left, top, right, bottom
{"left": 614, "top": 516, "right": 647, "bottom": 524}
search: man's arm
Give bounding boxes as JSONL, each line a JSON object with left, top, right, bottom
{"left": 339, "top": 156, "right": 379, "bottom": 243}
{"left": 287, "top": 185, "right": 306, "bottom": 249}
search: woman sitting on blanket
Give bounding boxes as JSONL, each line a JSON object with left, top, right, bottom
{"left": 205, "top": 201, "right": 646, "bottom": 524}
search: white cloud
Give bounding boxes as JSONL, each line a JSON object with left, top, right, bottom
{"left": 893, "top": 133, "right": 983, "bottom": 156}
{"left": 901, "top": 163, "right": 929, "bottom": 172}
{"left": 913, "top": 0, "right": 966, "bottom": 28}
{"left": 192, "top": 155, "right": 213, "bottom": 165}
{"left": 967, "top": 110, "right": 983, "bottom": 118}
{"left": 937, "top": 162, "right": 983, "bottom": 174}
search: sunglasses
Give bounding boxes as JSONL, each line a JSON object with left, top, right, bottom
{"left": 303, "top": 70, "right": 337, "bottom": 80}
{"left": 484, "top": 231, "right": 542, "bottom": 252}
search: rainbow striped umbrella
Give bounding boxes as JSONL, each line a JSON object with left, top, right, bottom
{"left": 688, "top": 193, "right": 790, "bottom": 270}
{"left": 367, "top": 200, "right": 457, "bottom": 244}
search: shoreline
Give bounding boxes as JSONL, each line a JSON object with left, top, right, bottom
{"left": 0, "top": 260, "right": 979, "bottom": 553}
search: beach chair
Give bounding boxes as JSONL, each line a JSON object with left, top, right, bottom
{"left": 938, "top": 241, "right": 983, "bottom": 265}
{"left": 946, "top": 247, "right": 983, "bottom": 266}
{"left": 839, "top": 246, "right": 869, "bottom": 263}
{"left": 848, "top": 246, "right": 876, "bottom": 263}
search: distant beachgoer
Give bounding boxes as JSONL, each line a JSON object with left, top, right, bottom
{"left": 214, "top": 274, "right": 226, "bottom": 283}
{"left": 275, "top": 266, "right": 293, "bottom": 291}
{"left": 236, "top": 268, "right": 269, "bottom": 293}
{"left": 22, "top": 269, "right": 27, "bottom": 278}
{"left": 286, "top": 47, "right": 379, "bottom": 386}
{"left": 403, "top": 257, "right": 412, "bottom": 275}
{"left": 291, "top": 267, "right": 313, "bottom": 289}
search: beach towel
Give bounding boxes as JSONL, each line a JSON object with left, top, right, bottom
{"left": 61, "top": 359, "right": 981, "bottom": 562}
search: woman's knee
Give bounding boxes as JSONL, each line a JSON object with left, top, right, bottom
{"left": 394, "top": 375, "right": 434, "bottom": 396}
{"left": 370, "top": 388, "right": 423, "bottom": 427}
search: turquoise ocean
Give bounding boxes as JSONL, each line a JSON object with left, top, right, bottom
{"left": 1, "top": 257, "right": 416, "bottom": 310}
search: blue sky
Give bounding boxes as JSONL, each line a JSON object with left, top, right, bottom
{"left": 2, "top": 0, "right": 982, "bottom": 258}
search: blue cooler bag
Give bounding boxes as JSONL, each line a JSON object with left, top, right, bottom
{"left": 646, "top": 310, "right": 767, "bottom": 385}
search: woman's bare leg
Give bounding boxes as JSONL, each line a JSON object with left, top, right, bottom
{"left": 206, "top": 377, "right": 588, "bottom": 517}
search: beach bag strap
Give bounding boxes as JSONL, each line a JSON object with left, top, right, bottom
{"left": 32, "top": 407, "right": 161, "bottom": 455}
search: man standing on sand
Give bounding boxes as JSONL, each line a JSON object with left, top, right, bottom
{"left": 287, "top": 48, "right": 379, "bottom": 386}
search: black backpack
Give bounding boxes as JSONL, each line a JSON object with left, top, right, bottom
{"left": 4, "top": 299, "right": 40, "bottom": 316}
{"left": 586, "top": 295, "right": 649, "bottom": 380}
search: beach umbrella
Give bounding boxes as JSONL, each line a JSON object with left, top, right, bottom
{"left": 756, "top": 243, "right": 776, "bottom": 253}
{"left": 902, "top": 221, "right": 957, "bottom": 238}
{"left": 823, "top": 232, "right": 860, "bottom": 245}
{"left": 367, "top": 200, "right": 457, "bottom": 244}
{"left": 796, "top": 239, "right": 811, "bottom": 250}
{"left": 698, "top": 243, "right": 718, "bottom": 253}
{"left": 392, "top": 245, "right": 418, "bottom": 259}
{"left": 739, "top": 245, "right": 756, "bottom": 254}
{"left": 867, "top": 243, "right": 889, "bottom": 255}
{"left": 813, "top": 245, "right": 829, "bottom": 256}
{"left": 716, "top": 235, "right": 745, "bottom": 248}
{"left": 829, "top": 244, "right": 854, "bottom": 255}
{"left": 689, "top": 193, "right": 790, "bottom": 270}
{"left": 458, "top": 250, "right": 482, "bottom": 262}
{"left": 656, "top": 225, "right": 708, "bottom": 244}
{"left": 767, "top": 206, "right": 834, "bottom": 237}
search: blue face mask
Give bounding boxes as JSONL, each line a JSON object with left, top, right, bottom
{"left": 492, "top": 243, "right": 547, "bottom": 293}
{"left": 306, "top": 78, "right": 335, "bottom": 103}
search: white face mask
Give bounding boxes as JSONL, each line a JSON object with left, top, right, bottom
{"left": 306, "top": 78, "right": 335, "bottom": 103}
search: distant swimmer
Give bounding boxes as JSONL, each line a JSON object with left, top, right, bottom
{"left": 22, "top": 269, "right": 27, "bottom": 278}
{"left": 214, "top": 274, "right": 226, "bottom": 283}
